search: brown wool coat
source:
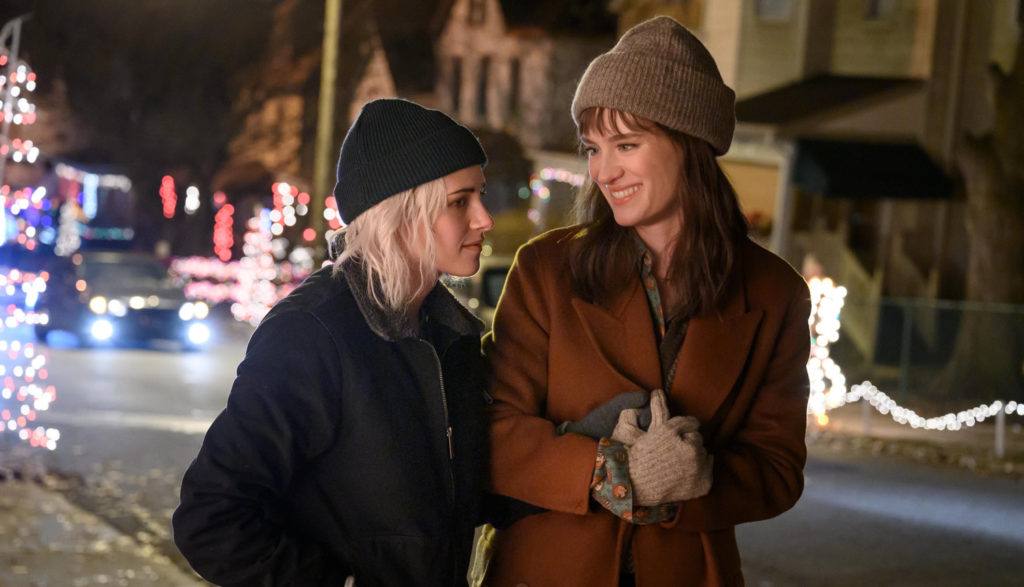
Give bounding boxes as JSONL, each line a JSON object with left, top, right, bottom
{"left": 484, "top": 227, "right": 812, "bottom": 587}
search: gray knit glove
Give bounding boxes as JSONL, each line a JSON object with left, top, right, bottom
{"left": 557, "top": 391, "right": 651, "bottom": 439}
{"left": 616, "top": 390, "right": 713, "bottom": 506}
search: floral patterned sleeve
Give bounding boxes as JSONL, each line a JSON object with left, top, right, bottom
{"left": 590, "top": 438, "right": 677, "bottom": 524}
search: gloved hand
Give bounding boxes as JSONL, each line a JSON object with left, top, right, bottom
{"left": 558, "top": 390, "right": 651, "bottom": 440}
{"left": 619, "top": 390, "right": 713, "bottom": 506}
{"left": 611, "top": 388, "right": 698, "bottom": 445}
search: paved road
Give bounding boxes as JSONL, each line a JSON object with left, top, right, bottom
{"left": 739, "top": 449, "right": 1024, "bottom": 586}
{"left": 7, "top": 315, "right": 1024, "bottom": 585}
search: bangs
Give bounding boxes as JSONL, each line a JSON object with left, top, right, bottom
{"left": 577, "top": 107, "right": 658, "bottom": 139}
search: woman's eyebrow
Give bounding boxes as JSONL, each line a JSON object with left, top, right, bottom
{"left": 606, "top": 131, "right": 644, "bottom": 141}
{"left": 446, "top": 183, "right": 484, "bottom": 196}
{"left": 581, "top": 131, "right": 644, "bottom": 143}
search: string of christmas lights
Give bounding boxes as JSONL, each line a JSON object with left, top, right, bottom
{"left": 0, "top": 41, "right": 59, "bottom": 451}
{"left": 0, "top": 56, "right": 38, "bottom": 126}
{"left": 806, "top": 277, "right": 1022, "bottom": 432}
{"left": 0, "top": 268, "right": 58, "bottom": 450}
{"left": 171, "top": 209, "right": 311, "bottom": 325}
{"left": 0, "top": 137, "right": 39, "bottom": 163}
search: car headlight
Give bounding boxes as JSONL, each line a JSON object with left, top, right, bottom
{"left": 187, "top": 322, "right": 211, "bottom": 345}
{"left": 90, "top": 318, "right": 114, "bottom": 341}
{"left": 89, "top": 296, "right": 108, "bottom": 315}
{"left": 108, "top": 299, "right": 127, "bottom": 317}
{"left": 178, "top": 302, "right": 195, "bottom": 321}
{"left": 193, "top": 301, "right": 209, "bottom": 320}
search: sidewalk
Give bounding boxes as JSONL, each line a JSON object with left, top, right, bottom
{"left": 809, "top": 401, "right": 1024, "bottom": 476}
{"left": 0, "top": 475, "right": 204, "bottom": 587}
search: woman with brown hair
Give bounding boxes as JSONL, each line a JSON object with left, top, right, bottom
{"left": 484, "top": 17, "right": 811, "bottom": 586}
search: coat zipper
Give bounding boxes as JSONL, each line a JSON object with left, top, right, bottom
{"left": 421, "top": 339, "right": 455, "bottom": 483}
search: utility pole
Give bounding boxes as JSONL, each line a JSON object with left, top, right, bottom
{"left": 311, "top": 0, "right": 342, "bottom": 265}
{"left": 0, "top": 16, "right": 25, "bottom": 190}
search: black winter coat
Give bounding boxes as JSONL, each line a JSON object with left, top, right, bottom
{"left": 172, "top": 260, "right": 489, "bottom": 586}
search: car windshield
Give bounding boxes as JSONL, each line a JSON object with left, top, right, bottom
{"left": 82, "top": 259, "right": 171, "bottom": 288}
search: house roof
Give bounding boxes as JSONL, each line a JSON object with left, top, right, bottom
{"left": 736, "top": 75, "right": 924, "bottom": 126}
{"left": 793, "top": 138, "right": 952, "bottom": 200}
{"left": 374, "top": 0, "right": 451, "bottom": 93}
{"left": 499, "top": 0, "right": 617, "bottom": 35}
{"left": 378, "top": 32, "right": 436, "bottom": 94}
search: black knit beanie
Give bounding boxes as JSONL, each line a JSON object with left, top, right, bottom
{"left": 333, "top": 98, "right": 487, "bottom": 224}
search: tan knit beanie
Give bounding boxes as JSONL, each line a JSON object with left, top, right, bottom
{"left": 571, "top": 16, "right": 736, "bottom": 156}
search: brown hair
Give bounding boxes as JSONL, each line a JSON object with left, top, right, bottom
{"left": 570, "top": 107, "right": 748, "bottom": 319}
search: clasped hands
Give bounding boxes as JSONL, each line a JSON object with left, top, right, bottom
{"left": 564, "top": 389, "right": 713, "bottom": 506}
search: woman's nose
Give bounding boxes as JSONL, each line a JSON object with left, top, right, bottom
{"left": 590, "top": 153, "right": 621, "bottom": 188}
{"left": 472, "top": 201, "right": 494, "bottom": 232}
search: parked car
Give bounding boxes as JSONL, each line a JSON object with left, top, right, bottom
{"left": 33, "top": 250, "right": 211, "bottom": 349}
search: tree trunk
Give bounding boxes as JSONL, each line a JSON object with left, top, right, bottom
{"left": 944, "top": 25, "right": 1024, "bottom": 400}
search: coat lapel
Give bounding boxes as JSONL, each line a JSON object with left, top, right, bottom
{"left": 570, "top": 279, "right": 663, "bottom": 393}
{"left": 671, "top": 309, "right": 763, "bottom": 423}
{"left": 569, "top": 246, "right": 765, "bottom": 425}
{"left": 670, "top": 255, "right": 764, "bottom": 424}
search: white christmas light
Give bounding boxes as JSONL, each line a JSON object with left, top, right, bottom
{"left": 184, "top": 186, "right": 201, "bottom": 215}
{"left": 807, "top": 277, "right": 1021, "bottom": 432}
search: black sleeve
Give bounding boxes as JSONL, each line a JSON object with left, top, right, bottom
{"left": 172, "top": 311, "right": 350, "bottom": 586}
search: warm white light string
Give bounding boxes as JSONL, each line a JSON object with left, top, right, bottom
{"left": 805, "top": 277, "right": 1022, "bottom": 431}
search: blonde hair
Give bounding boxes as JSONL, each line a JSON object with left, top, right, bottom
{"left": 335, "top": 176, "right": 447, "bottom": 311}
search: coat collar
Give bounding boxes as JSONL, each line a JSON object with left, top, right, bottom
{"left": 571, "top": 244, "right": 763, "bottom": 423}
{"left": 336, "top": 256, "right": 483, "bottom": 342}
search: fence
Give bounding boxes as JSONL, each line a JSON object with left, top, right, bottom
{"left": 819, "top": 292, "right": 1024, "bottom": 457}
{"left": 833, "top": 296, "right": 1024, "bottom": 403}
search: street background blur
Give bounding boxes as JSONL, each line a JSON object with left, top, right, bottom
{"left": 0, "top": 1, "right": 1021, "bottom": 585}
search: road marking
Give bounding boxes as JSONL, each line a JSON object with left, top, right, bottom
{"left": 38, "top": 410, "right": 215, "bottom": 435}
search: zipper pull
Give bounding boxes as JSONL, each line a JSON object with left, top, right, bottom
{"left": 446, "top": 426, "right": 454, "bottom": 460}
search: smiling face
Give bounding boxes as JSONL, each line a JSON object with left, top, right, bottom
{"left": 581, "top": 109, "right": 685, "bottom": 247}
{"left": 432, "top": 165, "right": 493, "bottom": 277}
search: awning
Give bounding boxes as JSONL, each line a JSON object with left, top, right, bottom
{"left": 736, "top": 75, "right": 923, "bottom": 126}
{"left": 793, "top": 139, "right": 952, "bottom": 199}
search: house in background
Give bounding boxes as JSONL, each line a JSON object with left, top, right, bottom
{"left": 437, "top": 0, "right": 616, "bottom": 152}
{"left": 656, "top": 0, "right": 1021, "bottom": 364}
{"left": 213, "top": 0, "right": 450, "bottom": 237}
{"left": 436, "top": 0, "right": 616, "bottom": 231}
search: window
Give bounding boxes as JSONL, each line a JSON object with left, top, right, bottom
{"left": 468, "top": 0, "right": 486, "bottom": 26}
{"left": 508, "top": 58, "right": 521, "bottom": 119}
{"left": 755, "top": 0, "right": 793, "bottom": 21}
{"left": 864, "top": 0, "right": 897, "bottom": 21}
{"left": 476, "top": 56, "right": 491, "bottom": 120}
{"left": 449, "top": 57, "right": 462, "bottom": 115}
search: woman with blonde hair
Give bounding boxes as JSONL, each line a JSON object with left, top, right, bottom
{"left": 485, "top": 17, "right": 811, "bottom": 586}
{"left": 174, "top": 98, "right": 494, "bottom": 586}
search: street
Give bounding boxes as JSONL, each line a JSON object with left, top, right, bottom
{"left": 739, "top": 452, "right": 1024, "bottom": 586}
{"left": 1, "top": 314, "right": 1020, "bottom": 586}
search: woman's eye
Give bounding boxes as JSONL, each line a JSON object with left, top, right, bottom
{"left": 451, "top": 198, "right": 468, "bottom": 208}
{"left": 619, "top": 143, "right": 636, "bottom": 151}
{"left": 583, "top": 146, "right": 597, "bottom": 155}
